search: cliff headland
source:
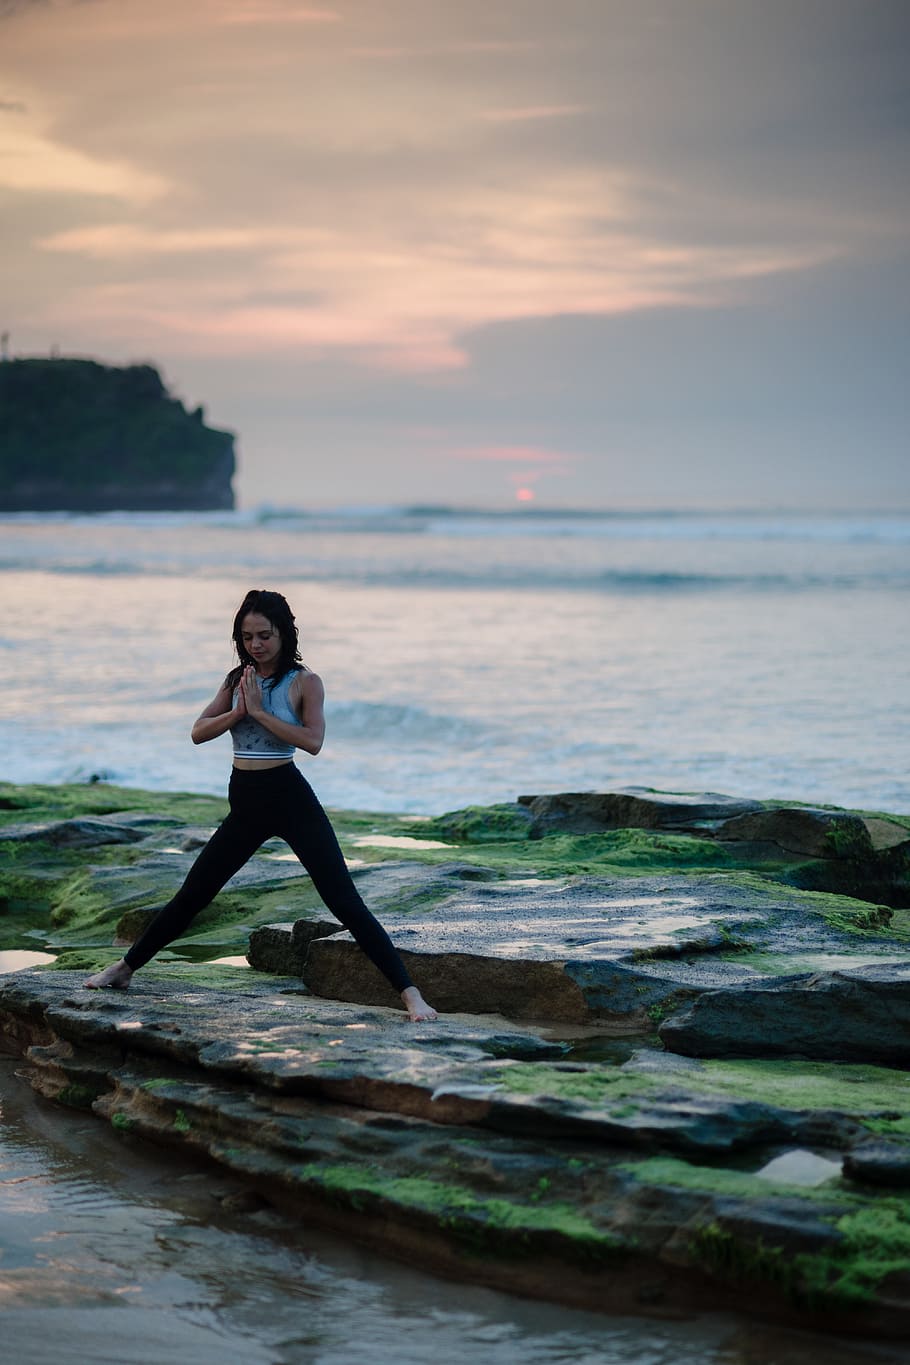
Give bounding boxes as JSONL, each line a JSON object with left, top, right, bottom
{"left": 0, "top": 357, "right": 235, "bottom": 511}
{"left": 1, "top": 781, "right": 910, "bottom": 1338}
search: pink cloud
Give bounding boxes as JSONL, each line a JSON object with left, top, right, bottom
{"left": 456, "top": 445, "right": 571, "bottom": 466}
{"left": 480, "top": 105, "right": 587, "bottom": 123}
{"left": 216, "top": 3, "right": 341, "bottom": 24}
{"left": 347, "top": 41, "right": 540, "bottom": 59}
{"left": 450, "top": 445, "right": 578, "bottom": 499}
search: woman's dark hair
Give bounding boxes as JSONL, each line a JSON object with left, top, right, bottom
{"left": 225, "top": 589, "right": 302, "bottom": 691}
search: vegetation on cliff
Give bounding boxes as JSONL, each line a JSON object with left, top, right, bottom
{"left": 0, "top": 357, "right": 235, "bottom": 511}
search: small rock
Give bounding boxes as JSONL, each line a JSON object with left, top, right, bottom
{"left": 843, "top": 1139, "right": 910, "bottom": 1188}
{"left": 247, "top": 919, "right": 339, "bottom": 975}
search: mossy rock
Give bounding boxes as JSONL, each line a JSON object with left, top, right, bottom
{"left": 425, "top": 803, "right": 533, "bottom": 844}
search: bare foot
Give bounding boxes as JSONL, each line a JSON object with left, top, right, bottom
{"left": 401, "top": 985, "right": 437, "bottom": 1022}
{"left": 84, "top": 959, "right": 133, "bottom": 991}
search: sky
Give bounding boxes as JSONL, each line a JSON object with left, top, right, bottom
{"left": 2, "top": 0, "right": 908, "bottom": 510}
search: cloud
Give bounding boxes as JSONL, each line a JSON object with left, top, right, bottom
{"left": 347, "top": 40, "right": 542, "bottom": 60}
{"left": 3, "top": 0, "right": 908, "bottom": 508}
{"left": 38, "top": 224, "right": 293, "bottom": 257}
{"left": 444, "top": 442, "right": 577, "bottom": 503}
{"left": 457, "top": 444, "right": 572, "bottom": 466}
{"left": 32, "top": 164, "right": 839, "bottom": 375}
{"left": 479, "top": 105, "right": 586, "bottom": 123}
{"left": 214, "top": 1, "right": 341, "bottom": 25}
{"left": 0, "top": 1, "right": 48, "bottom": 17}
{"left": 0, "top": 121, "right": 169, "bottom": 199}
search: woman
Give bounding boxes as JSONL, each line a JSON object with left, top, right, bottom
{"left": 85, "top": 589, "right": 437, "bottom": 1022}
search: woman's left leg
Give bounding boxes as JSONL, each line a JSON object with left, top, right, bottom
{"left": 276, "top": 768, "right": 415, "bottom": 994}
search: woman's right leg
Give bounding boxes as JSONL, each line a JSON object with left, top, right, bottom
{"left": 122, "top": 810, "right": 266, "bottom": 970}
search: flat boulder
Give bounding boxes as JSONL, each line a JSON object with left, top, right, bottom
{"left": 517, "top": 788, "right": 764, "bottom": 837}
{"left": 287, "top": 872, "right": 906, "bottom": 1027}
{"left": 658, "top": 961, "right": 910, "bottom": 1065}
{"left": 0, "top": 816, "right": 151, "bottom": 848}
{"left": 715, "top": 807, "right": 873, "bottom": 859}
{"left": 843, "top": 1139, "right": 910, "bottom": 1188}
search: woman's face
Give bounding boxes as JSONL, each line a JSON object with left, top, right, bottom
{"left": 240, "top": 612, "right": 282, "bottom": 673}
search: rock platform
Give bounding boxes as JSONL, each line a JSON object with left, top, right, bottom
{"left": 2, "top": 780, "right": 910, "bottom": 1336}
{"left": 3, "top": 968, "right": 910, "bottom": 1336}
{"left": 254, "top": 869, "right": 910, "bottom": 1051}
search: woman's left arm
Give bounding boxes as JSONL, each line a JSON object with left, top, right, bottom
{"left": 240, "top": 667, "right": 326, "bottom": 755}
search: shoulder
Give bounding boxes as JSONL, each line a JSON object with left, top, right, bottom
{"left": 291, "top": 667, "right": 324, "bottom": 700}
{"left": 216, "top": 671, "right": 238, "bottom": 700}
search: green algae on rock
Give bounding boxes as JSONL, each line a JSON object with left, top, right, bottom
{"left": 1, "top": 968, "right": 909, "bottom": 1335}
{"left": 3, "top": 781, "right": 910, "bottom": 1334}
{"left": 517, "top": 787, "right": 910, "bottom": 908}
{"left": 3, "top": 781, "right": 910, "bottom": 1047}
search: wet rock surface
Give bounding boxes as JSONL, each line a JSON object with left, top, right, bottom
{"left": 1, "top": 968, "right": 909, "bottom": 1335}
{"left": 0, "top": 815, "right": 153, "bottom": 848}
{"left": 261, "top": 870, "right": 910, "bottom": 1033}
{"left": 844, "top": 1140, "right": 910, "bottom": 1189}
{"left": 517, "top": 788, "right": 765, "bottom": 836}
{"left": 2, "top": 780, "right": 910, "bottom": 1334}
{"left": 715, "top": 807, "right": 873, "bottom": 859}
{"left": 658, "top": 963, "right": 910, "bottom": 1065}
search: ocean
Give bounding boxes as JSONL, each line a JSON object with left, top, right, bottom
{"left": 1, "top": 507, "right": 908, "bottom": 816}
{"left": 2, "top": 507, "right": 910, "bottom": 1365}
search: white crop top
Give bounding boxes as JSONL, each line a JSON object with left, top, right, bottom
{"left": 231, "top": 668, "right": 300, "bottom": 760}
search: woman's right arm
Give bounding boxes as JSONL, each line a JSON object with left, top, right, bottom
{"left": 191, "top": 682, "right": 245, "bottom": 745}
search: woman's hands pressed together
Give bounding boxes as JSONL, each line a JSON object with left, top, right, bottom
{"left": 240, "top": 665, "right": 264, "bottom": 718}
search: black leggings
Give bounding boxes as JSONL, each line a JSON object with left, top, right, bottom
{"left": 124, "top": 764, "right": 414, "bottom": 993}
